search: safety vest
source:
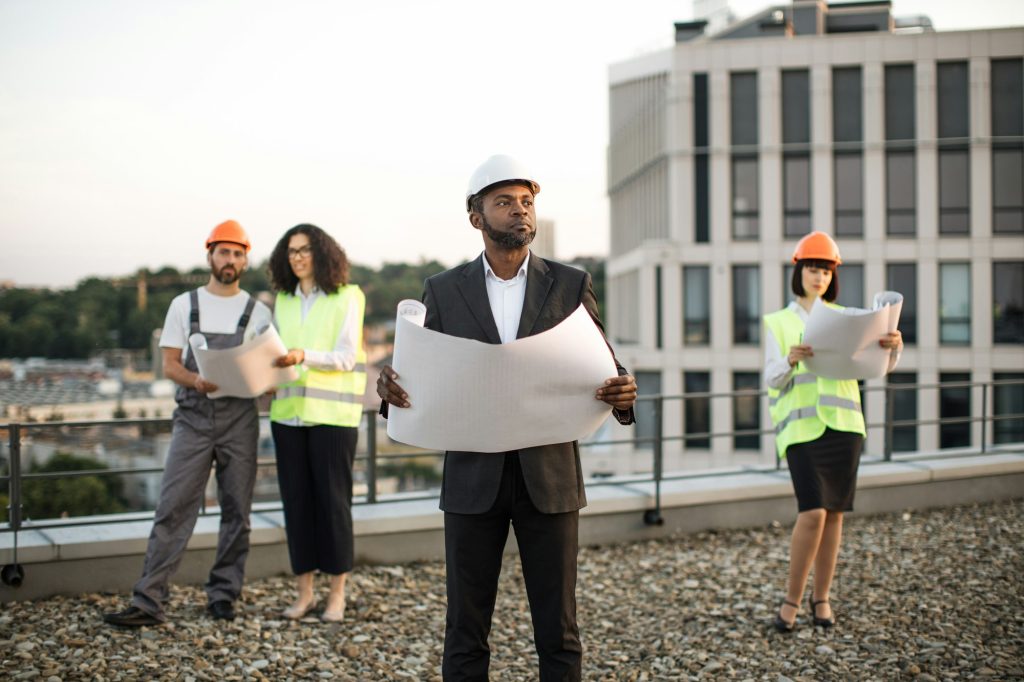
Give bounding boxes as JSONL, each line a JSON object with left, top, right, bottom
{"left": 270, "top": 285, "right": 367, "bottom": 427}
{"left": 763, "top": 305, "right": 865, "bottom": 458}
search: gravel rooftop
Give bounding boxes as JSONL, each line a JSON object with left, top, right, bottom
{"left": 2, "top": 498, "right": 1021, "bottom": 681}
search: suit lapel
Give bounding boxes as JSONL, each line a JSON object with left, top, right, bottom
{"left": 517, "top": 253, "right": 554, "bottom": 339}
{"left": 455, "top": 255, "right": 502, "bottom": 344}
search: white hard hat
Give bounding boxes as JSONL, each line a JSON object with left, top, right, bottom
{"left": 465, "top": 154, "right": 540, "bottom": 212}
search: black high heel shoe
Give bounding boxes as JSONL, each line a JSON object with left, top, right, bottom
{"left": 809, "top": 596, "right": 835, "bottom": 628}
{"left": 773, "top": 599, "right": 799, "bottom": 633}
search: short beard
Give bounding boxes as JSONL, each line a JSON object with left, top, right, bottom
{"left": 481, "top": 217, "right": 535, "bottom": 249}
{"left": 212, "top": 263, "right": 242, "bottom": 284}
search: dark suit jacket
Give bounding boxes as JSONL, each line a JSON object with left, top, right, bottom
{"left": 418, "top": 253, "right": 634, "bottom": 515}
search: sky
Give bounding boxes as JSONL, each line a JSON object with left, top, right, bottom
{"left": 1, "top": 0, "right": 1022, "bottom": 288}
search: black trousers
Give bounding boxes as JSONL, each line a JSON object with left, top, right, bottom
{"left": 442, "top": 454, "right": 581, "bottom": 682}
{"left": 271, "top": 423, "right": 357, "bottom": 575}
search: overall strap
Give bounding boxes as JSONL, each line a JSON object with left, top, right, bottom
{"left": 236, "top": 295, "right": 257, "bottom": 333}
{"left": 188, "top": 289, "right": 201, "bottom": 335}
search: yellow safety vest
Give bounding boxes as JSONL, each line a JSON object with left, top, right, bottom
{"left": 270, "top": 285, "right": 367, "bottom": 427}
{"left": 763, "top": 305, "right": 865, "bottom": 458}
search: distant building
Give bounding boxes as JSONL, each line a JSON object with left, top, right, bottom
{"left": 605, "top": 1, "right": 1024, "bottom": 473}
{"left": 533, "top": 218, "right": 556, "bottom": 260}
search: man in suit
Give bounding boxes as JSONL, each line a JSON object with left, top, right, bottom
{"left": 377, "top": 154, "right": 636, "bottom": 681}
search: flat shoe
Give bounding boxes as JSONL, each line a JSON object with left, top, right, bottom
{"left": 282, "top": 601, "right": 317, "bottom": 620}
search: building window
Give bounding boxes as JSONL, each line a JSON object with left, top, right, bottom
{"left": 733, "top": 372, "right": 761, "bottom": 450}
{"left": 886, "top": 263, "right": 917, "bottom": 344}
{"left": 888, "top": 372, "right": 918, "bottom": 452}
{"left": 684, "top": 371, "right": 711, "bottom": 449}
{"left": 992, "top": 146, "right": 1024, "bottom": 234}
{"left": 991, "top": 59, "right": 1023, "bottom": 138}
{"left": 884, "top": 64, "right": 915, "bottom": 141}
{"left": 730, "top": 72, "right": 758, "bottom": 146}
{"left": 993, "top": 261, "right": 1024, "bottom": 344}
{"left": 836, "top": 262, "right": 864, "bottom": 308}
{"left": 683, "top": 266, "right": 710, "bottom": 345}
{"left": 937, "top": 61, "right": 971, "bottom": 236}
{"left": 994, "top": 373, "right": 1024, "bottom": 445}
{"left": 834, "top": 152, "right": 863, "bottom": 237}
{"left": 939, "top": 148, "right": 970, "bottom": 235}
{"left": 694, "top": 73, "right": 710, "bottom": 243}
{"left": 832, "top": 67, "right": 863, "bottom": 143}
{"left": 782, "top": 70, "right": 810, "bottom": 145}
{"left": 940, "top": 372, "right": 971, "bottom": 449}
{"left": 886, "top": 150, "right": 916, "bottom": 236}
{"left": 991, "top": 63, "right": 1021, "bottom": 230}
{"left": 732, "top": 265, "right": 760, "bottom": 345}
{"left": 634, "top": 371, "right": 662, "bottom": 451}
{"left": 732, "top": 155, "right": 760, "bottom": 239}
{"left": 783, "top": 153, "right": 811, "bottom": 237}
{"left": 939, "top": 263, "right": 971, "bottom": 345}
{"left": 783, "top": 264, "right": 794, "bottom": 304}
{"left": 937, "top": 62, "right": 969, "bottom": 139}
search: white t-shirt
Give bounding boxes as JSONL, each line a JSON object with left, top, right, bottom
{"left": 159, "top": 287, "right": 273, "bottom": 363}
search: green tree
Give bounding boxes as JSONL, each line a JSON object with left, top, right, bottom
{"left": 6, "top": 452, "right": 128, "bottom": 522}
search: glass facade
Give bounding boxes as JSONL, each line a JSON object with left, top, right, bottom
{"left": 886, "top": 263, "right": 917, "bottom": 344}
{"left": 732, "top": 266, "right": 760, "bottom": 344}
{"left": 732, "top": 155, "right": 760, "bottom": 239}
{"left": 939, "top": 263, "right": 971, "bottom": 344}
{"left": 733, "top": 372, "right": 761, "bottom": 450}
{"left": 994, "top": 373, "right": 1024, "bottom": 445}
{"left": 684, "top": 371, "right": 711, "bottom": 448}
{"left": 993, "top": 262, "right": 1024, "bottom": 344}
{"left": 836, "top": 263, "right": 864, "bottom": 309}
{"left": 694, "top": 73, "right": 710, "bottom": 243}
{"left": 887, "top": 372, "right": 918, "bottom": 452}
{"left": 683, "top": 266, "right": 710, "bottom": 345}
{"left": 834, "top": 152, "right": 863, "bottom": 237}
{"left": 940, "top": 372, "right": 971, "bottom": 449}
{"left": 938, "top": 148, "right": 970, "bottom": 234}
{"left": 634, "top": 371, "right": 662, "bottom": 451}
{"left": 991, "top": 59, "right": 1023, "bottom": 233}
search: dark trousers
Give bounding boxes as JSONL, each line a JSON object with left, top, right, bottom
{"left": 443, "top": 454, "right": 581, "bottom": 682}
{"left": 271, "top": 423, "right": 357, "bottom": 575}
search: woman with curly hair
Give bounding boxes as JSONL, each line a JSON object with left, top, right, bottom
{"left": 269, "top": 224, "right": 366, "bottom": 622}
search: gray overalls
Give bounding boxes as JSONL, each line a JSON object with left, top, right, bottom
{"left": 132, "top": 290, "right": 259, "bottom": 620}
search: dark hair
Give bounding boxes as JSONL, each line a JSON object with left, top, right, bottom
{"left": 792, "top": 259, "right": 839, "bottom": 302}
{"left": 269, "top": 224, "right": 349, "bottom": 295}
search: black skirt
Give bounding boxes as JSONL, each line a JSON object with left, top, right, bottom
{"left": 786, "top": 427, "right": 864, "bottom": 512}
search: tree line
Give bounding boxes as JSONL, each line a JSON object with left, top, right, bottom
{"left": 0, "top": 257, "right": 604, "bottom": 360}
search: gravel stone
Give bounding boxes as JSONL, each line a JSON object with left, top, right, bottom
{"left": 0, "top": 499, "right": 1020, "bottom": 680}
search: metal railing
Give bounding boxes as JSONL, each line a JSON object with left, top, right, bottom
{"left": 2, "top": 378, "right": 1022, "bottom": 585}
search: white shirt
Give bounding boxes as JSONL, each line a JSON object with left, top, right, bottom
{"left": 280, "top": 284, "right": 361, "bottom": 372}
{"left": 159, "top": 287, "right": 272, "bottom": 363}
{"left": 482, "top": 251, "right": 530, "bottom": 344}
{"left": 763, "top": 300, "right": 902, "bottom": 389}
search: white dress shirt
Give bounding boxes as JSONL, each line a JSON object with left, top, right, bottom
{"left": 482, "top": 251, "right": 530, "bottom": 344}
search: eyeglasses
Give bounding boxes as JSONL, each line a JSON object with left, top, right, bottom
{"left": 287, "top": 245, "right": 313, "bottom": 260}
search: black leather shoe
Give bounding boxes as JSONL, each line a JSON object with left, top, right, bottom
{"left": 103, "top": 606, "right": 162, "bottom": 627}
{"left": 772, "top": 599, "right": 799, "bottom": 633}
{"left": 208, "top": 600, "right": 236, "bottom": 621}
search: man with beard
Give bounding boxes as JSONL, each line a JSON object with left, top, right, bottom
{"left": 377, "top": 155, "right": 637, "bottom": 680}
{"left": 104, "top": 220, "right": 272, "bottom": 627}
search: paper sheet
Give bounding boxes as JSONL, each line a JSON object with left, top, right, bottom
{"left": 189, "top": 324, "right": 299, "bottom": 399}
{"left": 386, "top": 300, "right": 617, "bottom": 452}
{"left": 802, "top": 291, "right": 903, "bottom": 380}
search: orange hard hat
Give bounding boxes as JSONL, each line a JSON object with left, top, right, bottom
{"left": 792, "top": 231, "right": 841, "bottom": 264}
{"left": 205, "top": 220, "right": 251, "bottom": 252}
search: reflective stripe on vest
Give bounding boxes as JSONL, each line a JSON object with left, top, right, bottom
{"left": 270, "top": 285, "right": 367, "bottom": 427}
{"left": 763, "top": 306, "right": 865, "bottom": 458}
